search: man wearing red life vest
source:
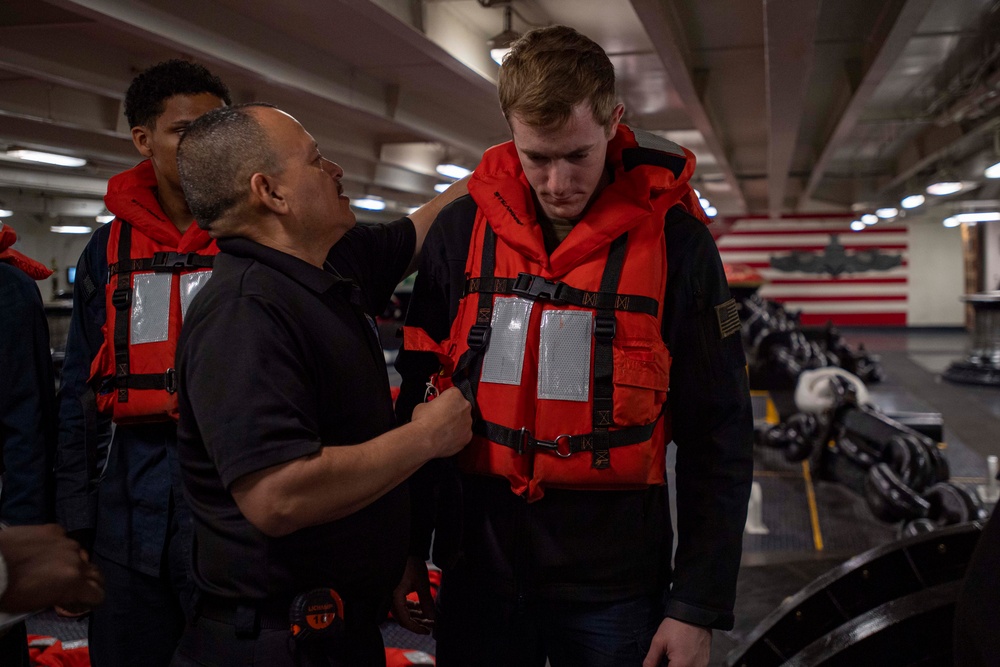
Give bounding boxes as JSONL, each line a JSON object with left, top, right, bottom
{"left": 394, "top": 26, "right": 754, "bottom": 667}
{"left": 54, "top": 61, "right": 231, "bottom": 666}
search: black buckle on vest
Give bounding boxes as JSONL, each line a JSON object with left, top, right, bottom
{"left": 111, "top": 288, "right": 131, "bottom": 310}
{"left": 512, "top": 273, "right": 565, "bottom": 302}
{"left": 151, "top": 251, "right": 195, "bottom": 270}
{"left": 164, "top": 368, "right": 177, "bottom": 394}
{"left": 594, "top": 314, "right": 616, "bottom": 341}
{"left": 467, "top": 324, "right": 491, "bottom": 351}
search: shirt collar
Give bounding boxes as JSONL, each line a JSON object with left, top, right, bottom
{"left": 217, "top": 236, "right": 357, "bottom": 299}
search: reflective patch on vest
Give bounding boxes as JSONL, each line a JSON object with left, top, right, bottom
{"left": 480, "top": 297, "right": 534, "bottom": 386}
{"left": 716, "top": 298, "right": 741, "bottom": 339}
{"left": 537, "top": 309, "right": 592, "bottom": 402}
{"left": 130, "top": 273, "right": 171, "bottom": 345}
{"left": 631, "top": 129, "right": 685, "bottom": 157}
{"left": 180, "top": 270, "right": 213, "bottom": 320}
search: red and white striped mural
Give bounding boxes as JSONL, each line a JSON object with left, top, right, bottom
{"left": 717, "top": 218, "right": 908, "bottom": 326}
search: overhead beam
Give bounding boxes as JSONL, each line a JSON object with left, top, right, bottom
{"left": 48, "top": 0, "right": 491, "bottom": 157}
{"left": 628, "top": 0, "right": 747, "bottom": 212}
{"left": 797, "top": 0, "right": 935, "bottom": 209}
{"left": 763, "top": 0, "right": 821, "bottom": 217}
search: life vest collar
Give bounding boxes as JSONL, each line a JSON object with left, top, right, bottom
{"left": 469, "top": 125, "right": 703, "bottom": 278}
{"left": 104, "top": 160, "right": 212, "bottom": 253}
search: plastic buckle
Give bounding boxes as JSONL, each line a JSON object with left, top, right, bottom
{"left": 150, "top": 251, "right": 170, "bottom": 270}
{"left": 534, "top": 434, "right": 573, "bottom": 458}
{"left": 512, "top": 273, "right": 563, "bottom": 301}
{"left": 516, "top": 427, "right": 531, "bottom": 455}
{"left": 111, "top": 288, "right": 131, "bottom": 310}
{"left": 594, "top": 315, "right": 616, "bottom": 341}
{"left": 164, "top": 368, "right": 178, "bottom": 394}
{"left": 467, "top": 324, "right": 491, "bottom": 351}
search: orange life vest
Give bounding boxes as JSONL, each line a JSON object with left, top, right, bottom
{"left": 404, "top": 126, "right": 708, "bottom": 501}
{"left": 88, "top": 160, "right": 218, "bottom": 424}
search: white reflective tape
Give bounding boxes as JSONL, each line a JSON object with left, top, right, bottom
{"left": 537, "top": 309, "right": 592, "bottom": 402}
{"left": 180, "top": 270, "right": 213, "bottom": 320}
{"left": 130, "top": 273, "right": 171, "bottom": 345}
{"left": 480, "top": 297, "right": 533, "bottom": 386}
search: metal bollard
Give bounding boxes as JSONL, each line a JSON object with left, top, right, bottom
{"left": 977, "top": 455, "right": 999, "bottom": 504}
{"left": 744, "top": 481, "right": 770, "bottom": 535}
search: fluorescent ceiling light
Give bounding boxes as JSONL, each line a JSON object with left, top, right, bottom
{"left": 875, "top": 207, "right": 898, "bottom": 219}
{"left": 861, "top": 213, "right": 878, "bottom": 225}
{"left": 436, "top": 163, "right": 471, "bottom": 180}
{"left": 704, "top": 206, "right": 718, "bottom": 217}
{"left": 699, "top": 197, "right": 710, "bottom": 208}
{"left": 50, "top": 225, "right": 92, "bottom": 234}
{"left": 900, "top": 194, "right": 925, "bottom": 209}
{"left": 949, "top": 211, "right": 1000, "bottom": 224}
{"left": 942, "top": 217, "right": 961, "bottom": 228}
{"left": 434, "top": 183, "right": 450, "bottom": 193}
{"left": 488, "top": 6, "right": 520, "bottom": 66}
{"left": 0, "top": 209, "right": 12, "bottom": 218}
{"left": 7, "top": 149, "right": 86, "bottom": 168}
{"left": 352, "top": 197, "right": 386, "bottom": 211}
{"left": 96, "top": 214, "right": 115, "bottom": 224}
{"left": 986, "top": 161, "right": 1000, "bottom": 179}
{"left": 850, "top": 220, "right": 866, "bottom": 232}
{"left": 926, "top": 181, "right": 964, "bottom": 196}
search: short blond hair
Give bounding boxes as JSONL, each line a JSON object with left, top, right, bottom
{"left": 498, "top": 25, "right": 617, "bottom": 129}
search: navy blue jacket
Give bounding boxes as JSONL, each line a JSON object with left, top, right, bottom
{"left": 0, "top": 262, "right": 56, "bottom": 525}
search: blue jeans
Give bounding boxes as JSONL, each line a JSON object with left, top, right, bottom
{"left": 434, "top": 580, "right": 664, "bottom": 667}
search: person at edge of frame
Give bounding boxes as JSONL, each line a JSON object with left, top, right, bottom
{"left": 393, "top": 25, "right": 754, "bottom": 667}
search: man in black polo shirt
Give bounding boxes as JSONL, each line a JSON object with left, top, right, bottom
{"left": 172, "top": 103, "right": 472, "bottom": 667}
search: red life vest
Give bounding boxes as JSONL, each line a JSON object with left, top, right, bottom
{"left": 404, "top": 126, "right": 708, "bottom": 501}
{"left": 88, "top": 160, "right": 219, "bottom": 423}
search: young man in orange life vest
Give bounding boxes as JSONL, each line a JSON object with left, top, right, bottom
{"left": 394, "top": 26, "right": 754, "bottom": 667}
{"left": 54, "top": 60, "right": 230, "bottom": 666}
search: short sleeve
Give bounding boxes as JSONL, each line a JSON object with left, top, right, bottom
{"left": 326, "top": 218, "right": 416, "bottom": 318}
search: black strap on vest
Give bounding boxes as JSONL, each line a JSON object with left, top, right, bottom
{"left": 474, "top": 419, "right": 657, "bottom": 457}
{"left": 452, "top": 226, "right": 653, "bottom": 469}
{"left": 450, "top": 225, "right": 498, "bottom": 415}
{"left": 463, "top": 273, "right": 658, "bottom": 316}
{"left": 107, "top": 225, "right": 189, "bottom": 403}
{"left": 111, "top": 224, "right": 133, "bottom": 404}
{"left": 590, "top": 233, "right": 628, "bottom": 469}
{"left": 109, "top": 251, "right": 214, "bottom": 275}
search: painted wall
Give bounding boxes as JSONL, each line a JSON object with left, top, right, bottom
{"left": 716, "top": 215, "right": 965, "bottom": 327}
{"left": 906, "top": 216, "right": 965, "bottom": 326}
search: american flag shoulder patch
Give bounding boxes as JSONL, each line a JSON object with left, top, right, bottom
{"left": 716, "top": 298, "right": 741, "bottom": 339}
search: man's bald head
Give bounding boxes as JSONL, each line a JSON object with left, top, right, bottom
{"left": 176, "top": 103, "right": 281, "bottom": 233}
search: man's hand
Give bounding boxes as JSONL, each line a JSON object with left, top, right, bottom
{"left": 643, "top": 617, "right": 711, "bottom": 667}
{"left": 411, "top": 387, "right": 472, "bottom": 458}
{"left": 390, "top": 556, "right": 435, "bottom": 635}
{"left": 0, "top": 524, "right": 105, "bottom": 614}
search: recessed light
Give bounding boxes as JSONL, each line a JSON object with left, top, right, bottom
{"left": 50, "top": 225, "right": 92, "bottom": 234}
{"left": 352, "top": 198, "right": 386, "bottom": 211}
{"left": 850, "top": 221, "right": 866, "bottom": 231}
{"left": 926, "top": 181, "right": 964, "bottom": 196}
{"left": 8, "top": 149, "right": 86, "bottom": 168}
{"left": 436, "top": 164, "right": 471, "bottom": 179}
{"left": 900, "top": 194, "right": 925, "bottom": 209}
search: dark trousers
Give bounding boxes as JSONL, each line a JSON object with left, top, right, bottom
{"left": 88, "top": 518, "right": 192, "bottom": 667}
{"left": 171, "top": 613, "right": 386, "bottom": 667}
{"left": 434, "top": 574, "right": 664, "bottom": 667}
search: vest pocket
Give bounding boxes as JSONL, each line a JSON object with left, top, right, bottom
{"left": 612, "top": 337, "right": 670, "bottom": 426}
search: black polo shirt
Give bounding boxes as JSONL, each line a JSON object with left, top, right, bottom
{"left": 176, "top": 218, "right": 415, "bottom": 623}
